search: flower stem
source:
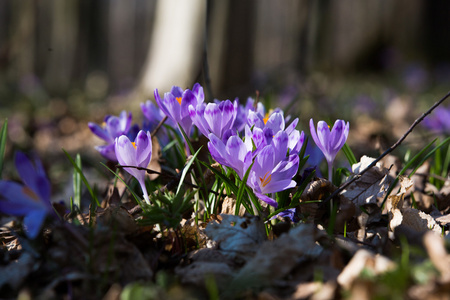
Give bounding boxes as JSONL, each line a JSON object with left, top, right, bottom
{"left": 328, "top": 162, "right": 333, "bottom": 184}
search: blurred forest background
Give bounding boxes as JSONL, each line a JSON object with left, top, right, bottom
{"left": 0, "top": 0, "right": 449, "bottom": 195}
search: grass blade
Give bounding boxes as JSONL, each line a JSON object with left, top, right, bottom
{"left": 235, "top": 161, "right": 254, "bottom": 215}
{"left": 63, "top": 149, "right": 100, "bottom": 206}
{"left": 177, "top": 146, "right": 203, "bottom": 194}
{"left": 342, "top": 143, "right": 357, "bottom": 166}
{"left": 381, "top": 138, "right": 437, "bottom": 207}
{"left": 72, "top": 153, "right": 82, "bottom": 210}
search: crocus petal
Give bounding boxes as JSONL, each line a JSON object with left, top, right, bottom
{"left": 189, "top": 103, "right": 208, "bottom": 136}
{"left": 170, "top": 86, "right": 183, "bottom": 98}
{"left": 225, "top": 135, "right": 250, "bottom": 178}
{"left": 154, "top": 89, "right": 170, "bottom": 118}
{"left": 254, "top": 191, "right": 278, "bottom": 208}
{"left": 95, "top": 144, "right": 117, "bottom": 162}
{"left": 191, "top": 83, "right": 204, "bottom": 102}
{"left": 135, "top": 131, "right": 152, "bottom": 167}
{"left": 271, "top": 131, "right": 289, "bottom": 163}
{"left": 23, "top": 209, "right": 48, "bottom": 239}
{"left": 262, "top": 178, "right": 297, "bottom": 195}
{"left": 220, "top": 100, "right": 237, "bottom": 135}
{"left": 118, "top": 110, "right": 132, "bottom": 133}
{"left": 247, "top": 111, "right": 264, "bottom": 128}
{"left": 0, "top": 181, "right": 46, "bottom": 215}
{"left": 15, "top": 152, "right": 51, "bottom": 203}
{"left": 285, "top": 118, "right": 299, "bottom": 135}
{"left": 88, "top": 122, "right": 111, "bottom": 142}
{"left": 265, "top": 112, "right": 285, "bottom": 133}
{"left": 115, "top": 135, "right": 143, "bottom": 182}
{"left": 204, "top": 103, "right": 221, "bottom": 137}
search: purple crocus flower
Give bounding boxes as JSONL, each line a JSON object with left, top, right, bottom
{"left": 309, "top": 118, "right": 349, "bottom": 181}
{"left": 154, "top": 83, "right": 204, "bottom": 138}
{"left": 0, "top": 152, "right": 56, "bottom": 239}
{"left": 232, "top": 97, "right": 256, "bottom": 132}
{"left": 246, "top": 111, "right": 305, "bottom": 156}
{"left": 88, "top": 110, "right": 133, "bottom": 161}
{"left": 115, "top": 130, "right": 152, "bottom": 205}
{"left": 189, "top": 99, "right": 237, "bottom": 139}
{"left": 247, "top": 141, "right": 299, "bottom": 208}
{"left": 423, "top": 106, "right": 450, "bottom": 134}
{"left": 207, "top": 133, "right": 253, "bottom": 179}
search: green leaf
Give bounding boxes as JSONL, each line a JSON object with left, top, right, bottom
{"left": 199, "top": 161, "right": 239, "bottom": 195}
{"left": 63, "top": 149, "right": 100, "bottom": 206}
{"left": 72, "top": 153, "right": 82, "bottom": 210}
{"left": 342, "top": 142, "right": 357, "bottom": 166}
{"left": 382, "top": 138, "right": 437, "bottom": 208}
{"left": 177, "top": 146, "right": 203, "bottom": 194}
{"left": 235, "top": 161, "right": 254, "bottom": 215}
{"left": 410, "top": 137, "right": 450, "bottom": 177}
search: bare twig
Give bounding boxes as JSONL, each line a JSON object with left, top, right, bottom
{"left": 116, "top": 165, "right": 220, "bottom": 196}
{"left": 325, "top": 90, "right": 450, "bottom": 203}
{"left": 150, "top": 115, "right": 168, "bottom": 137}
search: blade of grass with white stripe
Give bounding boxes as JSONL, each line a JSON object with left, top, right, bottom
{"left": 72, "top": 153, "right": 82, "bottom": 210}
{"left": 177, "top": 146, "right": 203, "bottom": 195}
{"left": 342, "top": 142, "right": 357, "bottom": 166}
{"left": 410, "top": 137, "right": 450, "bottom": 177}
{"left": 63, "top": 149, "right": 100, "bottom": 206}
{"left": 235, "top": 161, "right": 254, "bottom": 215}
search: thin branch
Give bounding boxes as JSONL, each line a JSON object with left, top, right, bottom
{"left": 116, "top": 164, "right": 220, "bottom": 196}
{"left": 150, "top": 115, "right": 168, "bottom": 137}
{"left": 325, "top": 90, "right": 450, "bottom": 203}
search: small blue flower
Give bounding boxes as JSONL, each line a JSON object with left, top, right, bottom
{"left": 0, "top": 152, "right": 56, "bottom": 239}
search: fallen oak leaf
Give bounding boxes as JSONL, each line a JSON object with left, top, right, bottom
{"left": 204, "top": 214, "right": 267, "bottom": 261}
{"left": 341, "top": 156, "right": 393, "bottom": 207}
{"left": 337, "top": 249, "right": 395, "bottom": 290}
{"left": 387, "top": 176, "right": 442, "bottom": 235}
{"left": 224, "top": 224, "right": 323, "bottom": 298}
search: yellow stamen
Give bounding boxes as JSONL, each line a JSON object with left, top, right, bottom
{"left": 131, "top": 142, "right": 137, "bottom": 149}
{"left": 259, "top": 171, "right": 272, "bottom": 187}
{"left": 263, "top": 113, "right": 269, "bottom": 125}
{"left": 176, "top": 97, "right": 182, "bottom": 105}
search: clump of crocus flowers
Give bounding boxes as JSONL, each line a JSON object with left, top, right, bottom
{"left": 87, "top": 83, "right": 349, "bottom": 216}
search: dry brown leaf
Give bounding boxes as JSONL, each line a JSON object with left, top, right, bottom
{"left": 220, "top": 196, "right": 246, "bottom": 216}
{"left": 95, "top": 206, "right": 138, "bottom": 235}
{"left": 337, "top": 249, "right": 395, "bottom": 290}
{"left": 299, "top": 178, "right": 335, "bottom": 222}
{"left": 225, "top": 224, "right": 323, "bottom": 295}
{"left": 175, "top": 261, "right": 234, "bottom": 287}
{"left": 388, "top": 176, "right": 442, "bottom": 234}
{"left": 423, "top": 231, "right": 450, "bottom": 282}
{"left": 341, "top": 156, "right": 393, "bottom": 207}
{"left": 204, "top": 214, "right": 267, "bottom": 260}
